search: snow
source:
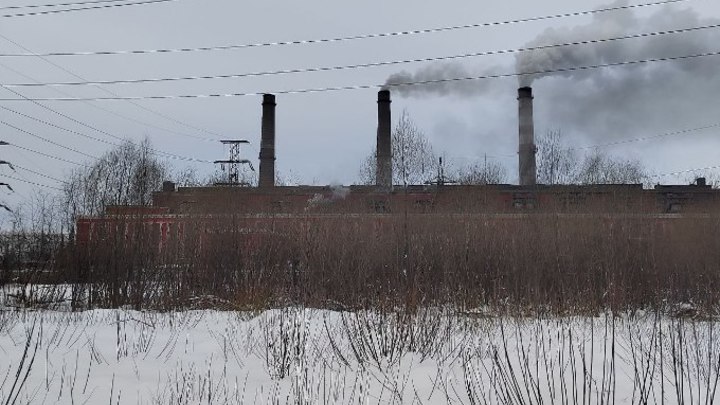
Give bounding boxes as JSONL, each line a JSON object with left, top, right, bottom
{"left": 0, "top": 286, "right": 720, "bottom": 404}
{"left": 0, "top": 303, "right": 719, "bottom": 404}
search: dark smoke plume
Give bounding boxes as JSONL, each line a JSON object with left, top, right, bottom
{"left": 514, "top": 0, "right": 718, "bottom": 86}
{"left": 384, "top": 62, "right": 502, "bottom": 97}
{"left": 385, "top": 1, "right": 720, "bottom": 141}
{"left": 384, "top": 2, "right": 720, "bottom": 94}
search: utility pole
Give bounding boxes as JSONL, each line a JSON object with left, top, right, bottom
{"left": 426, "top": 156, "right": 457, "bottom": 187}
{"left": 213, "top": 140, "right": 255, "bottom": 186}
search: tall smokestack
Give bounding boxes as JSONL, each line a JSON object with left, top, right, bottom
{"left": 259, "top": 93, "right": 276, "bottom": 188}
{"left": 376, "top": 90, "right": 392, "bottom": 189}
{"left": 518, "top": 87, "right": 537, "bottom": 186}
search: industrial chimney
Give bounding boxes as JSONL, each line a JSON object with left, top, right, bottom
{"left": 518, "top": 87, "right": 537, "bottom": 186}
{"left": 376, "top": 90, "right": 392, "bottom": 189}
{"left": 259, "top": 93, "right": 276, "bottom": 188}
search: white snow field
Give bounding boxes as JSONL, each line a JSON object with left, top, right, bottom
{"left": 1, "top": 304, "right": 719, "bottom": 405}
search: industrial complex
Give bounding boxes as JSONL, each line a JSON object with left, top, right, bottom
{"left": 75, "top": 87, "right": 720, "bottom": 252}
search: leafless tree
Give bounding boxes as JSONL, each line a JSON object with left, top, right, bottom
{"left": 359, "top": 110, "right": 438, "bottom": 186}
{"left": 537, "top": 130, "right": 578, "bottom": 185}
{"left": 536, "top": 130, "right": 646, "bottom": 185}
{"left": 171, "top": 166, "right": 203, "bottom": 187}
{"left": 455, "top": 158, "right": 507, "bottom": 185}
{"left": 204, "top": 165, "right": 257, "bottom": 187}
{"left": 575, "top": 151, "right": 646, "bottom": 185}
{"left": 62, "top": 138, "right": 168, "bottom": 231}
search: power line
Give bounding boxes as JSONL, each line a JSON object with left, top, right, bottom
{"left": 0, "top": 165, "right": 44, "bottom": 203}
{"left": 0, "top": 105, "right": 214, "bottom": 164}
{"left": 1, "top": 0, "right": 178, "bottom": 18}
{"left": 650, "top": 165, "right": 720, "bottom": 179}
{"left": 6, "top": 146, "right": 70, "bottom": 187}
{"left": 0, "top": 58, "right": 220, "bottom": 143}
{"left": 0, "top": 33, "right": 224, "bottom": 140}
{"left": 571, "top": 123, "right": 720, "bottom": 151}
{"left": 0, "top": 0, "right": 691, "bottom": 56}
{"left": 451, "top": 121, "right": 720, "bottom": 163}
{"left": 9, "top": 143, "right": 89, "bottom": 167}
{"left": 0, "top": 0, "right": 138, "bottom": 11}
{"left": 5, "top": 23, "right": 718, "bottom": 88}
{"left": 2, "top": 50, "right": 718, "bottom": 101}
{"left": 14, "top": 164, "right": 68, "bottom": 184}
{"left": 0, "top": 174, "right": 63, "bottom": 191}
{"left": 1, "top": 119, "right": 99, "bottom": 159}
{"left": 0, "top": 85, "right": 214, "bottom": 163}
{"left": 1, "top": 104, "right": 122, "bottom": 147}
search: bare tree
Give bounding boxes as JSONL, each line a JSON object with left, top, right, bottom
{"left": 536, "top": 130, "right": 577, "bottom": 185}
{"left": 536, "top": 130, "right": 646, "bottom": 185}
{"left": 575, "top": 151, "right": 645, "bottom": 185}
{"left": 455, "top": 158, "right": 507, "bottom": 185}
{"left": 171, "top": 166, "right": 203, "bottom": 187}
{"left": 359, "top": 110, "right": 438, "bottom": 186}
{"left": 62, "top": 138, "right": 168, "bottom": 230}
{"left": 205, "top": 165, "right": 257, "bottom": 186}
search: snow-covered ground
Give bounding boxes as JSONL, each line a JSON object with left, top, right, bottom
{"left": 1, "top": 305, "right": 719, "bottom": 405}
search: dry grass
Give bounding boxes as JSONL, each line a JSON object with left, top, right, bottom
{"left": 12, "top": 203, "right": 714, "bottom": 314}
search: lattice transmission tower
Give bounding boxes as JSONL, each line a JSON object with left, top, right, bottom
{"left": 213, "top": 140, "right": 255, "bottom": 186}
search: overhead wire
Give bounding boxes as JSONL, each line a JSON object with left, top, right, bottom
{"left": 9, "top": 143, "right": 89, "bottom": 167}
{"left": 0, "top": 79, "right": 214, "bottom": 195}
{"left": 0, "top": 0, "right": 712, "bottom": 191}
{"left": 1, "top": 174, "right": 63, "bottom": 191}
{"left": 0, "top": 105, "right": 214, "bottom": 164}
{"left": 0, "top": 33, "right": 224, "bottom": 140}
{"left": 570, "top": 123, "right": 720, "bottom": 151}
{"left": 0, "top": 58, "right": 220, "bottom": 142}
{"left": 0, "top": 142, "right": 51, "bottom": 198}
{"left": 0, "top": 160, "right": 46, "bottom": 204}
{"left": 5, "top": 23, "right": 719, "bottom": 88}
{"left": 0, "top": 0, "right": 691, "bottom": 56}
{"left": 0, "top": 84, "right": 215, "bottom": 163}
{"left": 2, "top": 50, "right": 718, "bottom": 101}
{"left": 0, "top": 0, "right": 140, "bottom": 11}
{"left": 1, "top": 0, "right": 178, "bottom": 18}
{"left": 4, "top": 21, "right": 714, "bottom": 165}
{"left": 14, "top": 164, "right": 68, "bottom": 184}
{"left": 650, "top": 165, "right": 720, "bottom": 179}
{"left": 0, "top": 119, "right": 99, "bottom": 159}
{"left": 446, "top": 123, "right": 720, "bottom": 163}
{"left": 7, "top": 146, "right": 70, "bottom": 189}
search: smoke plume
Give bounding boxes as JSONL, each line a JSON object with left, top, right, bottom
{"left": 384, "top": 62, "right": 502, "bottom": 97}
{"left": 385, "top": 1, "right": 720, "bottom": 93}
{"left": 385, "top": 1, "right": 720, "bottom": 141}
{"left": 514, "top": 0, "right": 719, "bottom": 86}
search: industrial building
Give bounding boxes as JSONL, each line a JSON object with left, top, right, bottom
{"left": 75, "top": 87, "right": 720, "bottom": 250}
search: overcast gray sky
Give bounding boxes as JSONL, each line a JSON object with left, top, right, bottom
{"left": 1, "top": 0, "right": 720, "bottom": 225}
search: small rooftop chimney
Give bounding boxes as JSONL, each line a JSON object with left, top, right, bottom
{"left": 162, "top": 180, "right": 176, "bottom": 193}
{"left": 376, "top": 90, "right": 392, "bottom": 189}
{"left": 518, "top": 87, "right": 537, "bottom": 186}
{"left": 259, "top": 94, "right": 276, "bottom": 188}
